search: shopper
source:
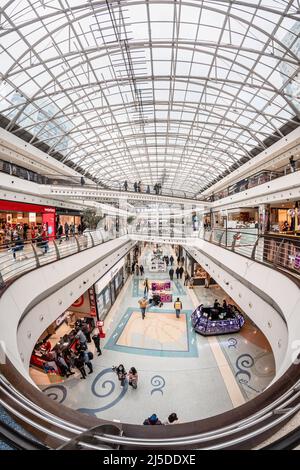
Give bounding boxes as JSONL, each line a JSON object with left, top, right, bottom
{"left": 134, "top": 182, "right": 138, "bottom": 192}
{"left": 184, "top": 271, "right": 190, "bottom": 286}
{"left": 222, "top": 299, "right": 228, "bottom": 312}
{"left": 174, "top": 298, "right": 182, "bottom": 319}
{"left": 57, "top": 224, "right": 63, "bottom": 244}
{"left": 165, "top": 413, "right": 179, "bottom": 425}
{"left": 75, "top": 328, "right": 87, "bottom": 350}
{"left": 143, "top": 414, "right": 162, "bottom": 425}
{"left": 170, "top": 255, "right": 174, "bottom": 266}
{"left": 80, "top": 176, "right": 85, "bottom": 186}
{"left": 70, "top": 224, "right": 75, "bottom": 237}
{"left": 135, "top": 264, "right": 140, "bottom": 276}
{"left": 165, "top": 256, "right": 169, "bottom": 267}
{"left": 214, "top": 299, "right": 220, "bottom": 308}
{"left": 204, "top": 271, "right": 210, "bottom": 289}
{"left": 137, "top": 181, "right": 141, "bottom": 192}
{"left": 131, "top": 261, "right": 136, "bottom": 274}
{"left": 36, "top": 231, "right": 48, "bottom": 254}
{"left": 146, "top": 185, "right": 150, "bottom": 194}
{"left": 92, "top": 333, "right": 102, "bottom": 356}
{"left": 56, "top": 353, "right": 74, "bottom": 378}
{"left": 290, "top": 155, "right": 296, "bottom": 173}
{"left": 128, "top": 367, "right": 138, "bottom": 389}
{"left": 138, "top": 296, "right": 148, "bottom": 319}
{"left": 175, "top": 267, "right": 180, "bottom": 279}
{"left": 140, "top": 264, "right": 144, "bottom": 276}
{"left": 114, "top": 364, "right": 127, "bottom": 387}
{"left": 179, "top": 266, "right": 184, "bottom": 279}
{"left": 74, "top": 355, "right": 86, "bottom": 379}
{"left": 30, "top": 226, "right": 36, "bottom": 241}
{"left": 11, "top": 236, "right": 24, "bottom": 260}
{"left": 64, "top": 222, "right": 69, "bottom": 241}
{"left": 82, "top": 321, "right": 91, "bottom": 343}
{"left": 169, "top": 267, "right": 174, "bottom": 280}
{"left": 23, "top": 223, "right": 29, "bottom": 241}
{"left": 143, "top": 278, "right": 149, "bottom": 296}
{"left": 124, "top": 180, "right": 128, "bottom": 191}
{"left": 80, "top": 349, "right": 93, "bottom": 374}
{"left": 40, "top": 338, "right": 52, "bottom": 353}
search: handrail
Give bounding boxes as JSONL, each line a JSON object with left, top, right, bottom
{"left": 0, "top": 228, "right": 127, "bottom": 288}
{"left": 204, "top": 155, "right": 300, "bottom": 202}
{"left": 201, "top": 228, "right": 300, "bottom": 280}
{"left": 47, "top": 181, "right": 201, "bottom": 201}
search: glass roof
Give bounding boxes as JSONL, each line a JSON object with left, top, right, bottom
{"left": 0, "top": 0, "right": 299, "bottom": 195}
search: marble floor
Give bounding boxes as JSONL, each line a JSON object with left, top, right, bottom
{"left": 31, "top": 244, "right": 275, "bottom": 425}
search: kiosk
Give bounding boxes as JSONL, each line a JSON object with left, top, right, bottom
{"left": 191, "top": 304, "right": 244, "bottom": 336}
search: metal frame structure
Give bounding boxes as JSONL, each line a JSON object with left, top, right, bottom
{"left": 0, "top": 0, "right": 299, "bottom": 195}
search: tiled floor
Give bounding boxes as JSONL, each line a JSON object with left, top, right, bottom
{"left": 31, "top": 244, "right": 276, "bottom": 425}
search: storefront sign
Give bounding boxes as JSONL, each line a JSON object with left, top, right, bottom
{"left": 56, "top": 311, "right": 69, "bottom": 326}
{"left": 43, "top": 207, "right": 56, "bottom": 213}
{"left": 88, "top": 286, "right": 97, "bottom": 317}
{"left": 70, "top": 290, "right": 96, "bottom": 316}
{"left": 71, "top": 295, "right": 85, "bottom": 308}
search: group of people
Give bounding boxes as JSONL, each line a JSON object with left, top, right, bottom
{"left": 138, "top": 295, "right": 183, "bottom": 319}
{"left": 41, "top": 320, "right": 103, "bottom": 381}
{"left": 123, "top": 180, "right": 162, "bottom": 195}
{"left": 3, "top": 223, "right": 50, "bottom": 259}
{"left": 199, "top": 299, "right": 240, "bottom": 321}
{"left": 131, "top": 261, "right": 145, "bottom": 276}
{"left": 163, "top": 255, "right": 174, "bottom": 267}
{"left": 113, "top": 364, "right": 138, "bottom": 389}
{"left": 143, "top": 413, "right": 179, "bottom": 425}
{"left": 0, "top": 222, "right": 44, "bottom": 246}
{"left": 1, "top": 220, "right": 86, "bottom": 257}
{"left": 56, "top": 221, "right": 86, "bottom": 241}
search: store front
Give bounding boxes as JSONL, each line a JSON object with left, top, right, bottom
{"left": 0, "top": 200, "right": 56, "bottom": 241}
{"left": 227, "top": 208, "right": 259, "bottom": 230}
{"left": 183, "top": 249, "right": 217, "bottom": 286}
{"left": 94, "top": 258, "right": 128, "bottom": 321}
{"left": 30, "top": 290, "right": 96, "bottom": 374}
{"left": 268, "top": 202, "right": 300, "bottom": 234}
{"left": 56, "top": 209, "right": 82, "bottom": 233}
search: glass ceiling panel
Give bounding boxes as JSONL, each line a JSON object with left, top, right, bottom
{"left": 0, "top": 0, "right": 299, "bottom": 194}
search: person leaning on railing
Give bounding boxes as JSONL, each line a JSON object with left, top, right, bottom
{"left": 289, "top": 155, "right": 296, "bottom": 173}
{"left": 8, "top": 236, "right": 24, "bottom": 260}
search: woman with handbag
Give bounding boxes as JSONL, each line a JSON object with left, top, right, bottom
{"left": 128, "top": 367, "right": 138, "bottom": 389}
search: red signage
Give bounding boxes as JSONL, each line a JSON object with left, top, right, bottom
{"left": 0, "top": 200, "right": 55, "bottom": 214}
{"left": 71, "top": 295, "right": 85, "bottom": 308}
{"left": 88, "top": 286, "right": 97, "bottom": 317}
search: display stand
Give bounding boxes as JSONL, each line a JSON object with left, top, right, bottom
{"left": 191, "top": 304, "right": 244, "bottom": 335}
